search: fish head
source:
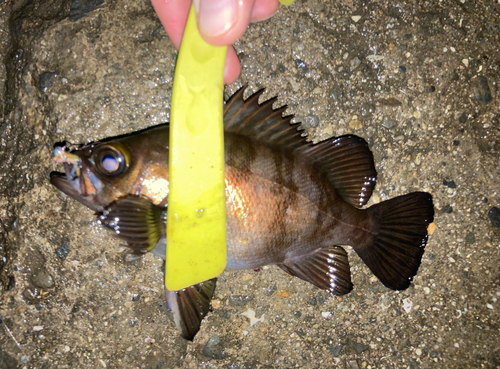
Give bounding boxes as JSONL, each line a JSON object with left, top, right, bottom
{"left": 51, "top": 126, "right": 171, "bottom": 211}
{"left": 50, "top": 141, "right": 136, "bottom": 211}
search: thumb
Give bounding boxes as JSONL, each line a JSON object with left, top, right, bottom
{"left": 193, "top": 0, "right": 255, "bottom": 46}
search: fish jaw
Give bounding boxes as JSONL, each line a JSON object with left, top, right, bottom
{"left": 50, "top": 173, "right": 104, "bottom": 212}
{"left": 50, "top": 145, "right": 105, "bottom": 212}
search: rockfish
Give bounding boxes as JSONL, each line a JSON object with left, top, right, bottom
{"left": 50, "top": 87, "right": 434, "bottom": 340}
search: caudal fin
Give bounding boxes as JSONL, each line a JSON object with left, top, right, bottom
{"left": 354, "top": 192, "right": 434, "bottom": 290}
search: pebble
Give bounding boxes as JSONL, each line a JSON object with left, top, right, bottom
{"left": 294, "top": 311, "right": 302, "bottom": 319}
{"left": 31, "top": 270, "right": 54, "bottom": 289}
{"left": 39, "top": 71, "right": 58, "bottom": 91}
{"left": 228, "top": 295, "right": 253, "bottom": 306}
{"left": 55, "top": 241, "right": 70, "bottom": 260}
{"left": 465, "top": 232, "right": 475, "bottom": 244}
{"left": 132, "top": 294, "right": 140, "bottom": 302}
{"left": 350, "top": 57, "right": 361, "bottom": 71}
{"left": 488, "top": 207, "right": 500, "bottom": 228}
{"left": 382, "top": 116, "right": 397, "bottom": 129}
{"left": 328, "top": 344, "right": 343, "bottom": 356}
{"left": 202, "top": 335, "right": 226, "bottom": 359}
{"left": 316, "top": 292, "right": 325, "bottom": 304}
{"left": 309, "top": 297, "right": 317, "bottom": 305}
{"left": 295, "top": 59, "right": 309, "bottom": 71}
{"left": 353, "top": 342, "right": 369, "bottom": 354}
{"left": 350, "top": 116, "right": 362, "bottom": 130}
{"left": 441, "top": 205, "right": 453, "bottom": 214}
{"left": 302, "top": 115, "right": 320, "bottom": 128}
{"left": 295, "top": 328, "right": 305, "bottom": 338}
{"left": 473, "top": 76, "right": 492, "bottom": 105}
{"left": 347, "top": 359, "right": 360, "bottom": 369}
{"left": 442, "top": 180, "right": 457, "bottom": 188}
{"left": 265, "top": 285, "right": 277, "bottom": 296}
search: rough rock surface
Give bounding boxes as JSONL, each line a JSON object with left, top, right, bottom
{"left": 0, "top": 0, "right": 499, "bottom": 368}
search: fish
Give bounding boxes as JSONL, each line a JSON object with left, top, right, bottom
{"left": 50, "top": 87, "right": 434, "bottom": 340}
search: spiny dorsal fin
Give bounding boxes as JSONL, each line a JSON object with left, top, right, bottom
{"left": 224, "top": 87, "right": 377, "bottom": 207}
{"left": 277, "top": 245, "right": 353, "bottom": 296}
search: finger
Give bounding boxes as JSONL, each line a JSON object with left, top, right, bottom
{"left": 224, "top": 46, "right": 241, "bottom": 85}
{"left": 193, "top": 0, "right": 255, "bottom": 46}
{"left": 250, "top": 0, "right": 279, "bottom": 22}
{"left": 151, "top": 0, "right": 192, "bottom": 50}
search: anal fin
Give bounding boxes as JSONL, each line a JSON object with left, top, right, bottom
{"left": 277, "top": 246, "right": 353, "bottom": 295}
{"left": 166, "top": 278, "right": 217, "bottom": 341}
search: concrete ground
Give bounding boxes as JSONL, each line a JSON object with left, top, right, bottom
{"left": 0, "top": 0, "right": 499, "bottom": 368}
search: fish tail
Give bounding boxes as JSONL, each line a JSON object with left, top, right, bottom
{"left": 354, "top": 192, "right": 434, "bottom": 290}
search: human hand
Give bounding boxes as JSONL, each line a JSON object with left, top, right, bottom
{"left": 151, "top": 0, "right": 280, "bottom": 85}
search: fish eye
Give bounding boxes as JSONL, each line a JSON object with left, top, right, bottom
{"left": 94, "top": 145, "right": 128, "bottom": 176}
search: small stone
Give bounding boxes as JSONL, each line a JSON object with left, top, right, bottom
{"left": 316, "top": 292, "right": 325, "bottom": 304}
{"left": 328, "top": 344, "right": 343, "bottom": 356}
{"left": 228, "top": 295, "right": 253, "bottom": 306}
{"left": 399, "top": 65, "right": 407, "bottom": 72}
{"left": 350, "top": 117, "right": 362, "bottom": 130}
{"left": 265, "top": 285, "right": 277, "bottom": 296}
{"left": 350, "top": 57, "right": 361, "bottom": 71}
{"left": 353, "top": 342, "right": 369, "bottom": 354}
{"left": 55, "top": 241, "right": 70, "bottom": 260}
{"left": 442, "top": 180, "right": 457, "bottom": 188}
{"left": 488, "top": 207, "right": 500, "bottom": 228}
{"left": 441, "top": 205, "right": 453, "bottom": 214}
{"left": 451, "top": 140, "right": 460, "bottom": 146}
{"left": 382, "top": 116, "right": 397, "bottom": 129}
{"left": 465, "top": 232, "right": 475, "bottom": 244}
{"left": 23, "top": 287, "right": 38, "bottom": 301}
{"left": 458, "top": 112, "right": 467, "bottom": 124}
{"left": 351, "top": 15, "right": 362, "bottom": 22}
{"left": 31, "top": 270, "right": 54, "bottom": 289}
{"left": 39, "top": 71, "right": 58, "bottom": 91}
{"left": 302, "top": 115, "right": 319, "bottom": 128}
{"left": 293, "top": 311, "right": 302, "bottom": 319}
{"left": 308, "top": 297, "right": 317, "bottom": 306}
{"left": 473, "top": 76, "right": 492, "bottom": 105}
{"left": 347, "top": 359, "right": 360, "bottom": 369}
{"left": 295, "top": 59, "right": 309, "bottom": 71}
{"left": 132, "top": 294, "right": 140, "bottom": 302}
{"left": 202, "top": 335, "right": 226, "bottom": 359}
{"left": 277, "top": 290, "right": 289, "bottom": 297}
{"left": 295, "top": 328, "right": 305, "bottom": 338}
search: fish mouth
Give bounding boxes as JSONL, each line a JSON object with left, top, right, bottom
{"left": 50, "top": 145, "right": 104, "bottom": 212}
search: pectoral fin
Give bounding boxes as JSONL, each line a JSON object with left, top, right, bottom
{"left": 97, "top": 196, "right": 166, "bottom": 255}
{"left": 278, "top": 246, "right": 353, "bottom": 295}
{"left": 165, "top": 278, "right": 217, "bottom": 341}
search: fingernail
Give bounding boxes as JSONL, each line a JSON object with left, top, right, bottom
{"left": 194, "top": 0, "right": 237, "bottom": 38}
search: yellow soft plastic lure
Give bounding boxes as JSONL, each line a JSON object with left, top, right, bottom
{"left": 166, "top": 6, "right": 227, "bottom": 291}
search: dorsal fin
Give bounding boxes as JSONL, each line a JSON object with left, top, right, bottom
{"left": 223, "top": 87, "right": 377, "bottom": 207}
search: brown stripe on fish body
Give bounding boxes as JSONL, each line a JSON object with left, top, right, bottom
{"left": 224, "top": 133, "right": 257, "bottom": 173}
